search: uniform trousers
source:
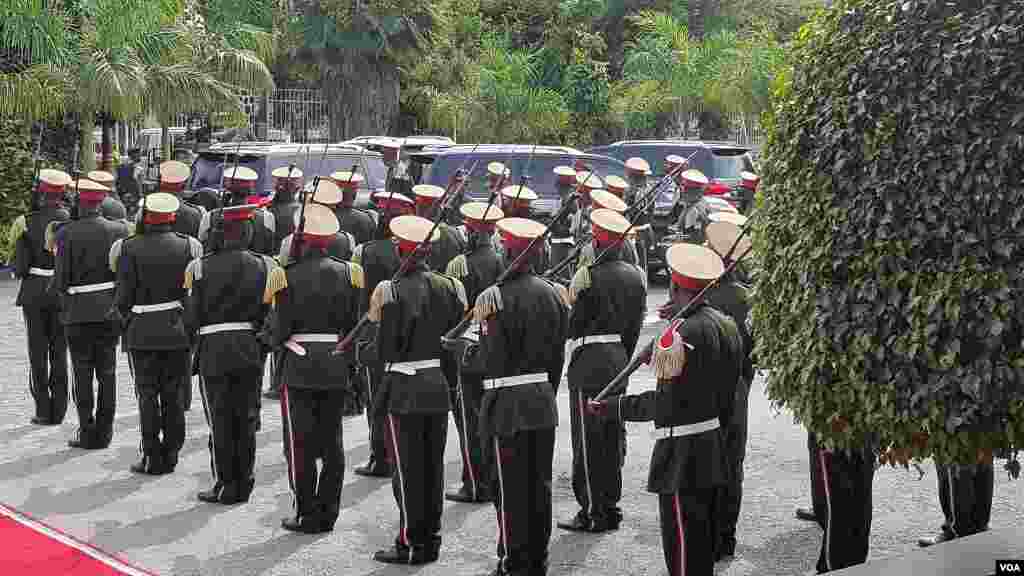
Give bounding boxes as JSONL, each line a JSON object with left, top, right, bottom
{"left": 67, "top": 322, "right": 119, "bottom": 446}
{"left": 129, "top": 349, "right": 188, "bottom": 464}
{"left": 658, "top": 489, "right": 715, "bottom": 576}
{"left": 487, "top": 428, "right": 556, "bottom": 575}
{"left": 199, "top": 368, "right": 261, "bottom": 492}
{"left": 450, "top": 369, "right": 488, "bottom": 499}
{"left": 569, "top": 388, "right": 624, "bottom": 524}
{"left": 182, "top": 350, "right": 194, "bottom": 411}
{"left": 386, "top": 413, "right": 448, "bottom": 553}
{"left": 363, "top": 363, "right": 389, "bottom": 469}
{"left": 934, "top": 461, "right": 994, "bottom": 537}
{"left": 548, "top": 241, "right": 574, "bottom": 284}
{"left": 23, "top": 306, "right": 68, "bottom": 423}
{"left": 711, "top": 375, "right": 751, "bottom": 553}
{"left": 807, "top": 431, "right": 825, "bottom": 523}
{"left": 280, "top": 385, "right": 346, "bottom": 524}
{"left": 811, "top": 444, "right": 875, "bottom": 573}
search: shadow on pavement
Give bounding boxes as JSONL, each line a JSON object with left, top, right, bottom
{"left": 91, "top": 504, "right": 238, "bottom": 552}
{"left": 18, "top": 474, "right": 163, "bottom": 517}
{"left": 183, "top": 531, "right": 334, "bottom": 576}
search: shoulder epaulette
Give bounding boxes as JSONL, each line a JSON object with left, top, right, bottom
{"left": 368, "top": 279, "right": 396, "bottom": 322}
{"left": 44, "top": 220, "right": 62, "bottom": 254}
{"left": 348, "top": 261, "right": 365, "bottom": 289}
{"left": 264, "top": 257, "right": 287, "bottom": 304}
{"left": 446, "top": 274, "right": 468, "bottom": 311}
{"left": 109, "top": 237, "right": 127, "bottom": 273}
{"left": 352, "top": 243, "right": 364, "bottom": 265}
{"left": 576, "top": 244, "right": 595, "bottom": 270}
{"left": 652, "top": 318, "right": 689, "bottom": 380}
{"left": 474, "top": 285, "right": 502, "bottom": 323}
{"left": 183, "top": 258, "right": 201, "bottom": 290}
{"left": 568, "top": 265, "right": 591, "bottom": 306}
{"left": 446, "top": 254, "right": 468, "bottom": 279}
{"left": 186, "top": 236, "right": 203, "bottom": 259}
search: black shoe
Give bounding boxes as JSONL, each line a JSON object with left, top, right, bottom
{"left": 445, "top": 486, "right": 492, "bottom": 503}
{"left": 130, "top": 455, "right": 164, "bottom": 475}
{"left": 918, "top": 530, "right": 956, "bottom": 548}
{"left": 31, "top": 416, "right": 56, "bottom": 426}
{"left": 162, "top": 450, "right": 179, "bottom": 474}
{"left": 557, "top": 512, "right": 598, "bottom": 533}
{"left": 354, "top": 461, "right": 391, "bottom": 477}
{"left": 373, "top": 545, "right": 438, "bottom": 565}
{"left": 281, "top": 515, "right": 330, "bottom": 534}
{"left": 198, "top": 484, "right": 226, "bottom": 504}
{"left": 263, "top": 389, "right": 280, "bottom": 400}
{"left": 236, "top": 478, "right": 255, "bottom": 503}
{"left": 795, "top": 507, "right": 817, "bottom": 522}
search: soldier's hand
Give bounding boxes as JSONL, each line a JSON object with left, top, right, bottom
{"left": 441, "top": 336, "right": 475, "bottom": 357}
{"left": 586, "top": 399, "right": 610, "bottom": 418}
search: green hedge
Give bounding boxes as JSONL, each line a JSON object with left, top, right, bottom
{"left": 0, "top": 117, "right": 35, "bottom": 227}
{"left": 754, "top": 0, "right": 1024, "bottom": 471}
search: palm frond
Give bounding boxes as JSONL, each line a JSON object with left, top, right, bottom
{"left": 0, "top": 65, "right": 68, "bottom": 120}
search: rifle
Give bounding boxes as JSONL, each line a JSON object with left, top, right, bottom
{"left": 484, "top": 144, "right": 535, "bottom": 224}
{"left": 334, "top": 159, "right": 481, "bottom": 355}
{"left": 69, "top": 139, "right": 82, "bottom": 219}
{"left": 289, "top": 143, "right": 333, "bottom": 262}
{"left": 591, "top": 221, "right": 754, "bottom": 402}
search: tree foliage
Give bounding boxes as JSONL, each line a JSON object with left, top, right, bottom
{"left": 754, "top": 0, "right": 1024, "bottom": 472}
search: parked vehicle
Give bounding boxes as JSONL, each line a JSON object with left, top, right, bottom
{"left": 187, "top": 143, "right": 388, "bottom": 208}
{"left": 343, "top": 135, "right": 457, "bottom": 183}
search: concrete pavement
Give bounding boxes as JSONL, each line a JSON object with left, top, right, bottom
{"left": 0, "top": 278, "right": 1021, "bottom": 575}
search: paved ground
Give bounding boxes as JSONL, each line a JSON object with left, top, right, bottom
{"left": 0, "top": 276, "right": 1022, "bottom": 576}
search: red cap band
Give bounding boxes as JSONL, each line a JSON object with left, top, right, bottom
{"left": 224, "top": 210, "right": 254, "bottom": 222}
{"left": 78, "top": 190, "right": 107, "bottom": 202}
{"left": 144, "top": 211, "right": 177, "bottom": 225}
{"left": 704, "top": 182, "right": 730, "bottom": 196}
{"left": 464, "top": 219, "right": 496, "bottom": 233}
{"left": 592, "top": 226, "right": 623, "bottom": 245}
{"left": 397, "top": 239, "right": 421, "bottom": 254}
{"left": 500, "top": 231, "right": 537, "bottom": 252}
{"left": 671, "top": 272, "right": 709, "bottom": 291}
{"left": 299, "top": 233, "right": 332, "bottom": 249}
{"left": 225, "top": 178, "right": 256, "bottom": 191}
{"left": 741, "top": 180, "right": 757, "bottom": 190}
{"left": 416, "top": 195, "right": 437, "bottom": 207}
{"left": 160, "top": 181, "right": 185, "bottom": 193}
{"left": 39, "top": 182, "right": 66, "bottom": 195}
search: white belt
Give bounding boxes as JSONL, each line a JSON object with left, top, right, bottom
{"left": 653, "top": 418, "right": 720, "bottom": 439}
{"left": 633, "top": 223, "right": 652, "bottom": 231}
{"left": 568, "top": 333, "right": 620, "bottom": 356}
{"left": 284, "top": 334, "right": 338, "bottom": 357}
{"left": 131, "top": 301, "right": 183, "bottom": 314}
{"left": 387, "top": 358, "right": 441, "bottom": 376}
{"left": 67, "top": 281, "right": 116, "bottom": 295}
{"left": 199, "top": 322, "right": 255, "bottom": 335}
{"left": 550, "top": 237, "right": 575, "bottom": 245}
{"left": 485, "top": 372, "right": 548, "bottom": 390}
{"left": 28, "top": 267, "right": 53, "bottom": 277}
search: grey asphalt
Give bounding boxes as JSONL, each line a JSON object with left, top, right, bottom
{"left": 0, "top": 277, "right": 1021, "bottom": 575}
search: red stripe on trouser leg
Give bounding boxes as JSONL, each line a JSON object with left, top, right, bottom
{"left": 388, "top": 415, "right": 409, "bottom": 548}
{"left": 494, "top": 437, "right": 509, "bottom": 569}
{"left": 673, "top": 494, "right": 686, "bottom": 576}
{"left": 819, "top": 449, "right": 833, "bottom": 572}
{"left": 281, "top": 383, "right": 297, "bottom": 492}
{"left": 456, "top": 369, "right": 478, "bottom": 498}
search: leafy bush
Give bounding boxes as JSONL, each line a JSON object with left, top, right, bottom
{"left": 754, "top": 0, "right": 1024, "bottom": 470}
{"left": 0, "top": 117, "right": 35, "bottom": 226}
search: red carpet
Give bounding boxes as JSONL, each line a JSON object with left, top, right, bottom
{"left": 0, "top": 503, "right": 157, "bottom": 575}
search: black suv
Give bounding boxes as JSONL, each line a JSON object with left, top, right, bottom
{"left": 188, "top": 143, "right": 388, "bottom": 208}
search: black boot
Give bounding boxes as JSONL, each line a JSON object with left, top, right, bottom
{"left": 557, "top": 511, "right": 599, "bottom": 533}
{"left": 281, "top": 515, "right": 330, "bottom": 534}
{"left": 130, "top": 454, "right": 165, "bottom": 475}
{"left": 918, "top": 528, "right": 956, "bottom": 548}
{"left": 795, "top": 506, "right": 817, "bottom": 522}
{"left": 354, "top": 460, "right": 391, "bottom": 477}
{"left": 445, "top": 485, "right": 492, "bottom": 503}
{"left": 374, "top": 543, "right": 438, "bottom": 565}
{"left": 198, "top": 483, "right": 227, "bottom": 504}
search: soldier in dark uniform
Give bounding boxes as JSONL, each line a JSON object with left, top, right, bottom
{"left": 587, "top": 243, "right": 743, "bottom": 576}
{"left": 331, "top": 170, "right": 378, "bottom": 246}
{"left": 675, "top": 169, "right": 713, "bottom": 245}
{"left": 569, "top": 171, "right": 601, "bottom": 251}
{"left": 268, "top": 166, "right": 303, "bottom": 251}
{"left": 624, "top": 158, "right": 655, "bottom": 274}
{"left": 444, "top": 216, "right": 569, "bottom": 576}
{"left": 199, "top": 166, "right": 276, "bottom": 255}
{"left": 52, "top": 179, "right": 130, "bottom": 449}
{"left": 575, "top": 190, "right": 639, "bottom": 269}
{"left": 186, "top": 205, "right": 284, "bottom": 504}
{"left": 86, "top": 170, "right": 128, "bottom": 222}
{"left": 444, "top": 202, "right": 505, "bottom": 504}
{"left": 113, "top": 192, "right": 203, "bottom": 475}
{"left": 704, "top": 220, "right": 754, "bottom": 560}
{"left": 190, "top": 187, "right": 223, "bottom": 213}
{"left": 13, "top": 169, "right": 71, "bottom": 425}
{"left": 737, "top": 171, "right": 758, "bottom": 215}
{"left": 498, "top": 185, "right": 554, "bottom": 274}
{"left": 276, "top": 181, "right": 355, "bottom": 264}
{"left": 349, "top": 191, "right": 415, "bottom": 476}
{"left": 548, "top": 166, "right": 578, "bottom": 284}
{"left": 558, "top": 209, "right": 646, "bottom": 534}
{"left": 359, "top": 215, "right": 466, "bottom": 565}
{"left": 412, "top": 184, "right": 466, "bottom": 273}
{"left": 271, "top": 204, "right": 364, "bottom": 533}
{"left": 158, "top": 161, "right": 205, "bottom": 238}
{"left": 916, "top": 460, "right": 994, "bottom": 547}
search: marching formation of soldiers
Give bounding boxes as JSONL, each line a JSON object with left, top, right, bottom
{"left": 9, "top": 146, "right": 995, "bottom": 576}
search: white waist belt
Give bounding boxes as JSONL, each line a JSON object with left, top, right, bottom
{"left": 653, "top": 418, "right": 720, "bottom": 439}
{"left": 28, "top": 267, "right": 53, "bottom": 277}
{"left": 633, "top": 223, "right": 652, "bottom": 231}
{"left": 485, "top": 372, "right": 548, "bottom": 390}
{"left": 550, "top": 237, "right": 575, "bottom": 245}
{"left": 387, "top": 358, "right": 441, "bottom": 376}
{"left": 132, "top": 301, "right": 182, "bottom": 314}
{"left": 199, "top": 322, "right": 255, "bottom": 335}
{"left": 284, "top": 333, "right": 339, "bottom": 357}
{"left": 568, "top": 333, "right": 620, "bottom": 355}
{"left": 67, "top": 281, "right": 116, "bottom": 295}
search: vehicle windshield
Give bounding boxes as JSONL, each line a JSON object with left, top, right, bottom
{"left": 189, "top": 152, "right": 387, "bottom": 195}
{"left": 592, "top": 144, "right": 751, "bottom": 182}
{"left": 704, "top": 149, "right": 753, "bottom": 181}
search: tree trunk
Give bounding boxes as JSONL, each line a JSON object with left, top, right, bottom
{"left": 688, "top": 0, "right": 706, "bottom": 41}
{"left": 80, "top": 115, "right": 97, "bottom": 172}
{"left": 698, "top": 108, "right": 732, "bottom": 140}
{"left": 323, "top": 51, "right": 400, "bottom": 140}
{"left": 101, "top": 115, "right": 114, "bottom": 172}
{"left": 161, "top": 124, "right": 171, "bottom": 162}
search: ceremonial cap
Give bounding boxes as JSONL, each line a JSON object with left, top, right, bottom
{"left": 159, "top": 161, "right": 191, "bottom": 192}
{"left": 500, "top": 185, "right": 538, "bottom": 205}
{"left": 576, "top": 171, "right": 603, "bottom": 191}
{"left": 704, "top": 196, "right": 738, "bottom": 213}
{"left": 589, "top": 189, "right": 627, "bottom": 213}
{"left": 679, "top": 169, "right": 709, "bottom": 189}
{"left": 372, "top": 191, "right": 415, "bottom": 213}
{"left": 740, "top": 171, "right": 760, "bottom": 190}
{"left": 223, "top": 166, "right": 258, "bottom": 190}
{"left": 222, "top": 204, "right": 256, "bottom": 222}
{"left": 625, "top": 157, "right": 651, "bottom": 176}
{"left": 306, "top": 180, "right": 343, "bottom": 205}
{"left": 666, "top": 243, "right": 723, "bottom": 291}
{"left": 705, "top": 221, "right": 751, "bottom": 263}
{"left": 390, "top": 214, "right": 441, "bottom": 253}
{"left": 87, "top": 170, "right": 115, "bottom": 185}
{"left": 39, "top": 169, "right": 72, "bottom": 195}
{"left": 591, "top": 208, "right": 631, "bottom": 241}
{"left": 75, "top": 178, "right": 110, "bottom": 202}
{"left": 330, "top": 170, "right": 364, "bottom": 190}
{"left": 302, "top": 204, "right": 340, "bottom": 237}
{"left": 553, "top": 165, "right": 576, "bottom": 186}
{"left": 487, "top": 162, "right": 509, "bottom": 179}
{"left": 496, "top": 217, "right": 545, "bottom": 252}
{"left": 271, "top": 166, "right": 303, "bottom": 184}
{"left": 144, "top": 192, "right": 180, "bottom": 214}
{"left": 604, "top": 175, "right": 629, "bottom": 197}
{"left": 413, "top": 184, "right": 445, "bottom": 206}
{"left": 460, "top": 201, "right": 504, "bottom": 231}
{"left": 665, "top": 154, "right": 687, "bottom": 168}
{"left": 709, "top": 211, "right": 748, "bottom": 226}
